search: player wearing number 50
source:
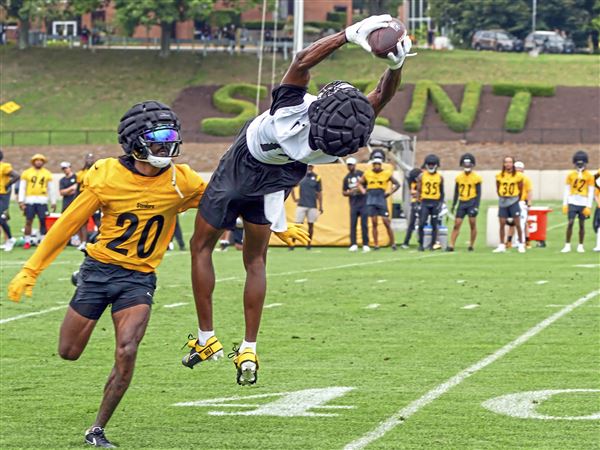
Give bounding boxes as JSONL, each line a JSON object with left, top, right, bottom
{"left": 7, "top": 101, "right": 204, "bottom": 448}
{"left": 561, "top": 150, "right": 594, "bottom": 253}
{"left": 493, "top": 156, "right": 525, "bottom": 253}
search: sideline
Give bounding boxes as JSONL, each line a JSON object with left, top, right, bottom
{"left": 0, "top": 305, "right": 67, "bottom": 325}
{"left": 344, "top": 289, "right": 600, "bottom": 450}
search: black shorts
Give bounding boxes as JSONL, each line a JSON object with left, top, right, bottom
{"left": 0, "top": 193, "right": 10, "bottom": 214}
{"left": 367, "top": 204, "right": 389, "bottom": 217}
{"left": 199, "top": 121, "right": 307, "bottom": 230}
{"left": 568, "top": 204, "right": 587, "bottom": 221}
{"left": 593, "top": 207, "right": 600, "bottom": 232}
{"left": 498, "top": 202, "right": 520, "bottom": 218}
{"left": 70, "top": 257, "right": 156, "bottom": 320}
{"left": 456, "top": 199, "right": 479, "bottom": 219}
{"left": 25, "top": 203, "right": 48, "bottom": 220}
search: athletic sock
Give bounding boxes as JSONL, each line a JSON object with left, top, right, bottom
{"left": 197, "top": 329, "right": 215, "bottom": 346}
{"left": 24, "top": 235, "right": 31, "bottom": 244}
{"left": 240, "top": 340, "right": 257, "bottom": 353}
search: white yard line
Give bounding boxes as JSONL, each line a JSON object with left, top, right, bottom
{"left": 163, "top": 302, "right": 188, "bottom": 309}
{"left": 546, "top": 221, "right": 567, "bottom": 231}
{"left": 365, "top": 304, "right": 381, "bottom": 310}
{"left": 0, "top": 305, "right": 67, "bottom": 325}
{"left": 574, "top": 264, "right": 599, "bottom": 268}
{"left": 535, "top": 280, "right": 549, "bottom": 285}
{"left": 461, "top": 304, "right": 479, "bottom": 310}
{"left": 295, "top": 278, "right": 307, "bottom": 283}
{"left": 376, "top": 279, "right": 387, "bottom": 283}
{"left": 344, "top": 289, "right": 600, "bottom": 450}
{"left": 264, "top": 303, "right": 283, "bottom": 309}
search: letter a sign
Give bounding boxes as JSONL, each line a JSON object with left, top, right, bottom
{"left": 173, "top": 387, "right": 355, "bottom": 417}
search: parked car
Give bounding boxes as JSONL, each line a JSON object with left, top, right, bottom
{"left": 471, "top": 30, "right": 523, "bottom": 52}
{"left": 524, "top": 31, "right": 575, "bottom": 53}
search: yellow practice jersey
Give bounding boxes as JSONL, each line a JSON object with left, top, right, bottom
{"left": 520, "top": 174, "right": 532, "bottom": 201}
{"left": 566, "top": 170, "right": 594, "bottom": 196}
{"left": 495, "top": 171, "right": 523, "bottom": 197}
{"left": 21, "top": 167, "right": 53, "bottom": 196}
{"left": 455, "top": 171, "right": 482, "bottom": 202}
{"left": 0, "top": 161, "right": 14, "bottom": 195}
{"left": 76, "top": 168, "right": 89, "bottom": 191}
{"left": 364, "top": 168, "right": 393, "bottom": 192}
{"left": 595, "top": 169, "right": 600, "bottom": 194}
{"left": 23, "top": 157, "right": 205, "bottom": 275}
{"left": 420, "top": 171, "right": 443, "bottom": 201}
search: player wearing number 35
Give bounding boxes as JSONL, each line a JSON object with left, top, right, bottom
{"left": 7, "top": 101, "right": 204, "bottom": 448}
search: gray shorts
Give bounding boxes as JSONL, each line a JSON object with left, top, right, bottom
{"left": 295, "top": 206, "right": 319, "bottom": 224}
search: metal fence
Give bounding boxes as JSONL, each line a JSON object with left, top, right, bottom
{"left": 2, "top": 127, "right": 598, "bottom": 146}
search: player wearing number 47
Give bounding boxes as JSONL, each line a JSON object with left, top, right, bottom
{"left": 7, "top": 101, "right": 206, "bottom": 448}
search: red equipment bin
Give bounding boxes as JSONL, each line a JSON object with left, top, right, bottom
{"left": 527, "top": 206, "right": 553, "bottom": 241}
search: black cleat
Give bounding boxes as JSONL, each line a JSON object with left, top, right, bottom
{"left": 85, "top": 427, "right": 116, "bottom": 448}
{"left": 391, "top": 244, "right": 398, "bottom": 251}
{"left": 417, "top": 246, "right": 424, "bottom": 252}
{"left": 446, "top": 247, "right": 454, "bottom": 252}
{"left": 468, "top": 246, "right": 474, "bottom": 252}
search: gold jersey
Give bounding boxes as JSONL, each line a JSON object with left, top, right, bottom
{"left": 0, "top": 161, "right": 14, "bottom": 195}
{"left": 364, "top": 168, "right": 393, "bottom": 192}
{"left": 495, "top": 171, "right": 523, "bottom": 197}
{"left": 20, "top": 167, "right": 53, "bottom": 197}
{"left": 566, "top": 170, "right": 594, "bottom": 196}
{"left": 24, "top": 157, "right": 205, "bottom": 275}
{"left": 420, "top": 171, "right": 443, "bottom": 201}
{"left": 455, "top": 171, "right": 482, "bottom": 202}
{"left": 520, "top": 174, "right": 533, "bottom": 201}
{"left": 76, "top": 168, "right": 89, "bottom": 192}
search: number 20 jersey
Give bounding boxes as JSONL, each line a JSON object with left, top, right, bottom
{"left": 84, "top": 158, "right": 205, "bottom": 272}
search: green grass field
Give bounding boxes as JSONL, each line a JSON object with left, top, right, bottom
{"left": 1, "top": 201, "right": 599, "bottom": 449}
{"left": 2, "top": 46, "right": 599, "bottom": 145}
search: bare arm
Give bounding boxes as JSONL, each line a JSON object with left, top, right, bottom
{"left": 386, "top": 175, "right": 401, "bottom": 197}
{"left": 358, "top": 175, "right": 367, "bottom": 195}
{"left": 7, "top": 170, "right": 19, "bottom": 189}
{"left": 317, "top": 191, "right": 323, "bottom": 212}
{"left": 367, "top": 68, "right": 403, "bottom": 116}
{"left": 281, "top": 31, "right": 347, "bottom": 87}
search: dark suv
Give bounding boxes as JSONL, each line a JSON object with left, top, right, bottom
{"left": 471, "top": 30, "right": 523, "bottom": 52}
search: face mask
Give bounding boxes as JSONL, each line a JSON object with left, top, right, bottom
{"left": 463, "top": 167, "right": 472, "bottom": 173}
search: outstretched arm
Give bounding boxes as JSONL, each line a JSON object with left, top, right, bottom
{"left": 281, "top": 32, "right": 347, "bottom": 87}
{"left": 281, "top": 15, "right": 392, "bottom": 87}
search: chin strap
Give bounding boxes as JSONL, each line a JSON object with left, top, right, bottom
{"left": 170, "top": 161, "right": 184, "bottom": 199}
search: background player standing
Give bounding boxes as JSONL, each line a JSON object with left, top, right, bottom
{"left": 506, "top": 160, "right": 532, "bottom": 248}
{"left": 400, "top": 168, "right": 422, "bottom": 249}
{"left": 417, "top": 154, "right": 444, "bottom": 251}
{"left": 292, "top": 164, "right": 323, "bottom": 249}
{"left": 8, "top": 101, "right": 204, "bottom": 448}
{"left": 343, "top": 156, "right": 369, "bottom": 252}
{"left": 448, "top": 153, "right": 481, "bottom": 252}
{"left": 185, "top": 14, "right": 414, "bottom": 385}
{"left": 18, "top": 153, "right": 56, "bottom": 249}
{"left": 0, "top": 149, "right": 20, "bottom": 251}
{"left": 561, "top": 150, "right": 594, "bottom": 253}
{"left": 493, "top": 156, "right": 525, "bottom": 253}
{"left": 359, "top": 156, "right": 400, "bottom": 250}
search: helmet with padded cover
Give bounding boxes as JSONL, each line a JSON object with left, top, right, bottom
{"left": 460, "top": 152, "right": 476, "bottom": 167}
{"left": 118, "top": 101, "right": 182, "bottom": 168}
{"left": 308, "top": 81, "right": 375, "bottom": 157}
{"left": 572, "top": 150, "right": 588, "bottom": 167}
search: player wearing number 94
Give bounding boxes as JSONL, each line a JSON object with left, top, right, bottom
{"left": 7, "top": 101, "right": 204, "bottom": 448}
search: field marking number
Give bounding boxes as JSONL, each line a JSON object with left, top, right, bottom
{"left": 173, "top": 386, "right": 354, "bottom": 417}
{"left": 483, "top": 389, "right": 600, "bottom": 420}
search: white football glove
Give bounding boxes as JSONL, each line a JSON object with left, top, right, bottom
{"left": 386, "top": 33, "right": 417, "bottom": 70}
{"left": 345, "top": 14, "right": 392, "bottom": 53}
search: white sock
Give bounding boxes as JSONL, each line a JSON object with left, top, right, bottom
{"left": 198, "top": 329, "right": 215, "bottom": 346}
{"left": 596, "top": 233, "right": 600, "bottom": 248}
{"left": 240, "top": 340, "right": 257, "bottom": 353}
{"left": 24, "top": 235, "right": 31, "bottom": 244}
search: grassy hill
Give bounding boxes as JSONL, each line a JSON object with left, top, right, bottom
{"left": 1, "top": 46, "right": 599, "bottom": 145}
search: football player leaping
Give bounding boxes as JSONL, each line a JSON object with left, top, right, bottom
{"left": 183, "top": 14, "right": 414, "bottom": 385}
{"left": 8, "top": 101, "right": 204, "bottom": 448}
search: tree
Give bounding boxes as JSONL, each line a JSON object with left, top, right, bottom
{"left": 113, "top": 0, "right": 214, "bottom": 57}
{"left": 0, "top": 0, "right": 53, "bottom": 49}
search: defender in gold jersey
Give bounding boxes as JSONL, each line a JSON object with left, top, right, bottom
{"left": 493, "top": 156, "right": 525, "bottom": 253}
{"left": 593, "top": 169, "right": 600, "bottom": 252}
{"left": 448, "top": 153, "right": 481, "bottom": 252}
{"left": 0, "top": 149, "right": 20, "bottom": 252}
{"left": 417, "top": 154, "right": 444, "bottom": 251}
{"left": 506, "top": 161, "right": 533, "bottom": 248}
{"left": 561, "top": 150, "right": 595, "bottom": 253}
{"left": 7, "top": 101, "right": 204, "bottom": 448}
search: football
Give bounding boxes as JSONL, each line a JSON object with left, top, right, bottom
{"left": 367, "top": 18, "right": 407, "bottom": 58}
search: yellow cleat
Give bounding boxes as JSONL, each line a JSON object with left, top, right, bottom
{"left": 230, "top": 347, "right": 259, "bottom": 386}
{"left": 181, "top": 335, "right": 224, "bottom": 369}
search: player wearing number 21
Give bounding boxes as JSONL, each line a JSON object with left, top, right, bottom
{"left": 7, "top": 101, "right": 203, "bottom": 448}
